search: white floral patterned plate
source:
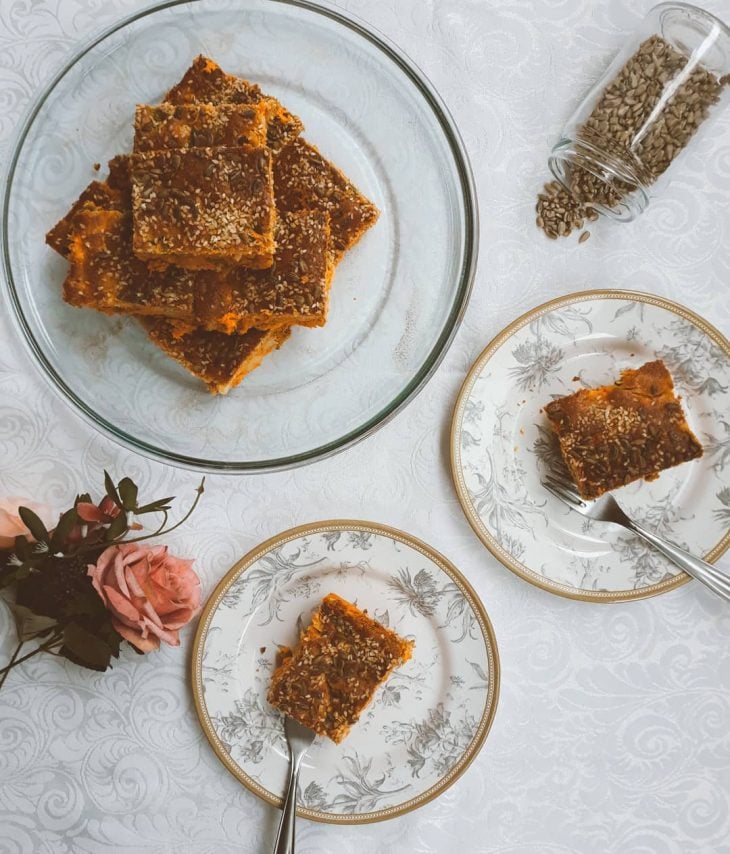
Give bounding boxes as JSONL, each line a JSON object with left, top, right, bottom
{"left": 451, "top": 290, "right": 730, "bottom": 602}
{"left": 191, "top": 520, "right": 499, "bottom": 823}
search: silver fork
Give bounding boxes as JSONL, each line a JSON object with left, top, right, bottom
{"left": 542, "top": 472, "right": 730, "bottom": 601}
{"left": 273, "top": 717, "right": 317, "bottom": 854}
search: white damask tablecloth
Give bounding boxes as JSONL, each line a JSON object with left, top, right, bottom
{"left": 1, "top": 1, "right": 729, "bottom": 852}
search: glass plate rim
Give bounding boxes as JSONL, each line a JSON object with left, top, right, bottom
{"left": 450, "top": 287, "right": 730, "bottom": 603}
{"left": 0, "top": 0, "right": 479, "bottom": 474}
{"left": 190, "top": 518, "right": 501, "bottom": 824}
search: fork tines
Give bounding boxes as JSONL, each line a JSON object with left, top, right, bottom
{"left": 541, "top": 474, "right": 586, "bottom": 507}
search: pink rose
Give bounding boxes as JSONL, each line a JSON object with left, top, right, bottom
{"left": 0, "top": 498, "right": 55, "bottom": 549}
{"left": 88, "top": 543, "right": 201, "bottom": 653}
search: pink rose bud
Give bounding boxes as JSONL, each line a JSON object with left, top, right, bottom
{"left": 76, "top": 497, "right": 122, "bottom": 523}
{"left": 99, "top": 496, "right": 122, "bottom": 519}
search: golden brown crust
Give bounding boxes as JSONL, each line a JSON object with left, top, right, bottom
{"left": 268, "top": 593, "right": 413, "bottom": 743}
{"left": 106, "top": 154, "right": 132, "bottom": 195}
{"left": 142, "top": 319, "right": 291, "bottom": 394}
{"left": 545, "top": 360, "right": 703, "bottom": 499}
{"left": 47, "top": 154, "right": 134, "bottom": 259}
{"left": 274, "top": 137, "right": 379, "bottom": 259}
{"left": 63, "top": 203, "right": 331, "bottom": 332}
{"left": 133, "top": 102, "right": 268, "bottom": 152}
{"left": 131, "top": 145, "right": 275, "bottom": 270}
{"left": 46, "top": 180, "right": 125, "bottom": 257}
{"left": 163, "top": 55, "right": 303, "bottom": 153}
{"left": 197, "top": 210, "right": 333, "bottom": 333}
{"left": 165, "top": 55, "right": 262, "bottom": 105}
{"left": 64, "top": 209, "right": 196, "bottom": 317}
{"left": 160, "top": 56, "right": 377, "bottom": 260}
{"left": 261, "top": 98, "right": 305, "bottom": 157}
{"left": 47, "top": 56, "right": 380, "bottom": 394}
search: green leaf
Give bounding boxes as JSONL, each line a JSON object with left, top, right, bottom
{"left": 104, "top": 471, "right": 122, "bottom": 507}
{"left": 135, "top": 497, "right": 174, "bottom": 514}
{"left": 117, "top": 478, "right": 139, "bottom": 512}
{"left": 13, "top": 536, "right": 31, "bottom": 560}
{"left": 50, "top": 507, "right": 78, "bottom": 553}
{"left": 82, "top": 528, "right": 106, "bottom": 546}
{"left": 75, "top": 493, "right": 92, "bottom": 506}
{"left": 17, "top": 507, "right": 49, "bottom": 544}
{"left": 61, "top": 623, "right": 114, "bottom": 671}
{"left": 105, "top": 513, "right": 128, "bottom": 541}
{"left": 62, "top": 586, "right": 107, "bottom": 620}
{"left": 0, "top": 564, "right": 32, "bottom": 590}
{"left": 6, "top": 602, "right": 57, "bottom": 642}
{"left": 96, "top": 620, "right": 122, "bottom": 658}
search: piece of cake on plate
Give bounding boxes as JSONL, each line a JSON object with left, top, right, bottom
{"left": 268, "top": 593, "right": 413, "bottom": 743}
{"left": 544, "top": 359, "right": 703, "bottom": 499}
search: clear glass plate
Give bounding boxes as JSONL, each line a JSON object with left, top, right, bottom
{"left": 2, "top": 0, "right": 476, "bottom": 472}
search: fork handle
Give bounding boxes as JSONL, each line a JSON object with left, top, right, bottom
{"left": 626, "top": 519, "right": 730, "bottom": 601}
{"left": 273, "top": 749, "right": 301, "bottom": 854}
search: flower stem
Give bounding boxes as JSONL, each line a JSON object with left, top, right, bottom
{"left": 62, "top": 480, "right": 204, "bottom": 557}
{"left": 0, "top": 639, "right": 24, "bottom": 691}
{"left": 0, "top": 633, "right": 64, "bottom": 679}
{"left": 108, "top": 482, "right": 204, "bottom": 546}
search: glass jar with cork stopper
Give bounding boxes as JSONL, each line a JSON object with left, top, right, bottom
{"left": 539, "top": 2, "right": 730, "bottom": 238}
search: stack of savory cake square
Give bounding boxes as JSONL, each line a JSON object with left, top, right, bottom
{"left": 46, "top": 56, "right": 379, "bottom": 394}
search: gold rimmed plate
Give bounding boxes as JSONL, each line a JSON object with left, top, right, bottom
{"left": 451, "top": 290, "right": 730, "bottom": 602}
{"left": 191, "top": 520, "right": 500, "bottom": 823}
